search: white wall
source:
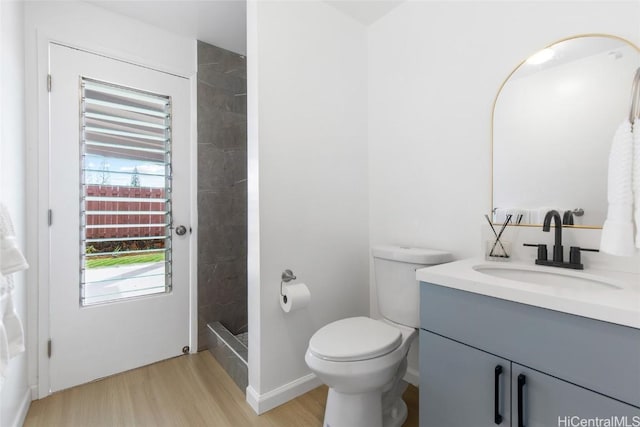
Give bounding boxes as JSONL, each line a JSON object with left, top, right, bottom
{"left": 24, "top": 0, "right": 197, "bottom": 399}
{"left": 24, "top": 1, "right": 195, "bottom": 77}
{"left": 367, "top": 0, "right": 640, "bottom": 383}
{"left": 0, "top": 1, "right": 30, "bottom": 426}
{"left": 247, "top": 0, "right": 369, "bottom": 413}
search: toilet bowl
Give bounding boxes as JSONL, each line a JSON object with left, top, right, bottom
{"left": 305, "top": 317, "right": 416, "bottom": 427}
{"left": 305, "top": 246, "right": 452, "bottom": 427}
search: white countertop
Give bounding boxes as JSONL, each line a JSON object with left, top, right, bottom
{"left": 416, "top": 258, "right": 640, "bottom": 330}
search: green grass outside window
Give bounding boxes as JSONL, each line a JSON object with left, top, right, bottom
{"left": 86, "top": 252, "right": 165, "bottom": 269}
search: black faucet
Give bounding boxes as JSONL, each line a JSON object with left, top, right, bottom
{"left": 562, "top": 210, "right": 574, "bottom": 225}
{"left": 523, "top": 209, "right": 599, "bottom": 270}
{"left": 543, "top": 210, "right": 563, "bottom": 262}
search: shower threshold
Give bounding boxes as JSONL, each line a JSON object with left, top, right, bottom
{"left": 207, "top": 322, "right": 248, "bottom": 392}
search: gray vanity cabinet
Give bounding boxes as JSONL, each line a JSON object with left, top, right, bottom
{"left": 512, "top": 364, "right": 640, "bottom": 427}
{"left": 420, "top": 330, "right": 511, "bottom": 427}
{"left": 419, "top": 282, "right": 640, "bottom": 427}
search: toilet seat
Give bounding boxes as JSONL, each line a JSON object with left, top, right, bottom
{"left": 308, "top": 317, "right": 402, "bottom": 362}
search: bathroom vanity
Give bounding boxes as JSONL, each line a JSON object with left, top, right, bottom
{"left": 417, "top": 259, "right": 640, "bottom": 427}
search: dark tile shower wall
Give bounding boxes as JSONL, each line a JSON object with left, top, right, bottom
{"left": 197, "top": 41, "right": 247, "bottom": 351}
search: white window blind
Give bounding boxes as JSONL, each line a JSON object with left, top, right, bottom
{"left": 79, "top": 77, "right": 173, "bottom": 306}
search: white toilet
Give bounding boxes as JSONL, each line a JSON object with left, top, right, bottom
{"left": 305, "top": 246, "right": 452, "bottom": 427}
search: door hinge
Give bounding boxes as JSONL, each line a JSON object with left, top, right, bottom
{"left": 48, "top": 209, "right": 52, "bottom": 226}
{"left": 47, "top": 339, "right": 52, "bottom": 358}
{"left": 47, "top": 74, "right": 52, "bottom": 92}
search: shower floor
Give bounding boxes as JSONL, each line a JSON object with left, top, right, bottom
{"left": 235, "top": 332, "right": 248, "bottom": 348}
{"left": 207, "top": 322, "right": 248, "bottom": 391}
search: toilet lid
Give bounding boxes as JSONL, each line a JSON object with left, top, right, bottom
{"left": 308, "top": 317, "right": 402, "bottom": 362}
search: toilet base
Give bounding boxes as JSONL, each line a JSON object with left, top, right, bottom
{"left": 324, "top": 389, "right": 382, "bottom": 427}
{"left": 322, "top": 385, "right": 409, "bottom": 427}
{"left": 382, "top": 379, "right": 409, "bottom": 427}
{"left": 383, "top": 398, "right": 407, "bottom": 427}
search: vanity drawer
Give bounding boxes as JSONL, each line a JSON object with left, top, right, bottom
{"left": 420, "top": 282, "right": 640, "bottom": 407}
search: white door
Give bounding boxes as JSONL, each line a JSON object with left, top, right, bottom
{"left": 48, "top": 43, "right": 191, "bottom": 392}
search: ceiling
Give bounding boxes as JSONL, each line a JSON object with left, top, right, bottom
{"left": 87, "top": 0, "right": 406, "bottom": 56}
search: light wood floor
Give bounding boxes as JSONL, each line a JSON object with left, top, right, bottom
{"left": 25, "top": 351, "right": 419, "bottom": 427}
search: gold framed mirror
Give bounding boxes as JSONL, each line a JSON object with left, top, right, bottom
{"left": 491, "top": 34, "right": 640, "bottom": 228}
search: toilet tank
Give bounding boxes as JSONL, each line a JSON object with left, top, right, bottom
{"left": 372, "top": 246, "right": 452, "bottom": 328}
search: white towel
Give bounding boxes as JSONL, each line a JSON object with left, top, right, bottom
{"left": 494, "top": 208, "right": 529, "bottom": 224}
{"left": 600, "top": 121, "right": 635, "bottom": 256}
{"left": 0, "top": 276, "right": 12, "bottom": 389}
{"left": 0, "top": 236, "right": 28, "bottom": 275}
{"left": 0, "top": 203, "right": 28, "bottom": 387}
{"left": 2, "top": 277, "right": 24, "bottom": 357}
{"left": 493, "top": 208, "right": 509, "bottom": 223}
{"left": 530, "top": 207, "right": 554, "bottom": 225}
{"left": 634, "top": 121, "right": 640, "bottom": 248}
{"left": 0, "top": 204, "right": 28, "bottom": 274}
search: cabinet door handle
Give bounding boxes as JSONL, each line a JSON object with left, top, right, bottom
{"left": 494, "top": 365, "right": 503, "bottom": 424}
{"left": 517, "top": 374, "right": 527, "bottom": 427}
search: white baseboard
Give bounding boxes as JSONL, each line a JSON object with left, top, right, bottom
{"left": 246, "top": 373, "right": 322, "bottom": 415}
{"left": 10, "top": 387, "right": 32, "bottom": 427}
{"left": 30, "top": 384, "right": 38, "bottom": 400}
{"left": 404, "top": 366, "right": 419, "bottom": 387}
{"left": 246, "top": 385, "right": 261, "bottom": 413}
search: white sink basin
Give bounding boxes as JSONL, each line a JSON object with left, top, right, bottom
{"left": 472, "top": 263, "right": 624, "bottom": 291}
{"left": 417, "top": 258, "right": 640, "bottom": 329}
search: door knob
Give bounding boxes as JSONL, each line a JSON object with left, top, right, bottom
{"left": 175, "top": 225, "right": 187, "bottom": 236}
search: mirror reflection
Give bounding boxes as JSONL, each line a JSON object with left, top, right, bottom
{"left": 493, "top": 35, "right": 640, "bottom": 227}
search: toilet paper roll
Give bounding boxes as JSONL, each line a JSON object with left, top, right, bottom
{"left": 280, "top": 283, "right": 311, "bottom": 313}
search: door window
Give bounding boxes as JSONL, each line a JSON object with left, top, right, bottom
{"left": 80, "top": 78, "right": 172, "bottom": 305}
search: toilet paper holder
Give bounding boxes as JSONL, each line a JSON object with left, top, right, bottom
{"left": 280, "top": 269, "right": 297, "bottom": 296}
